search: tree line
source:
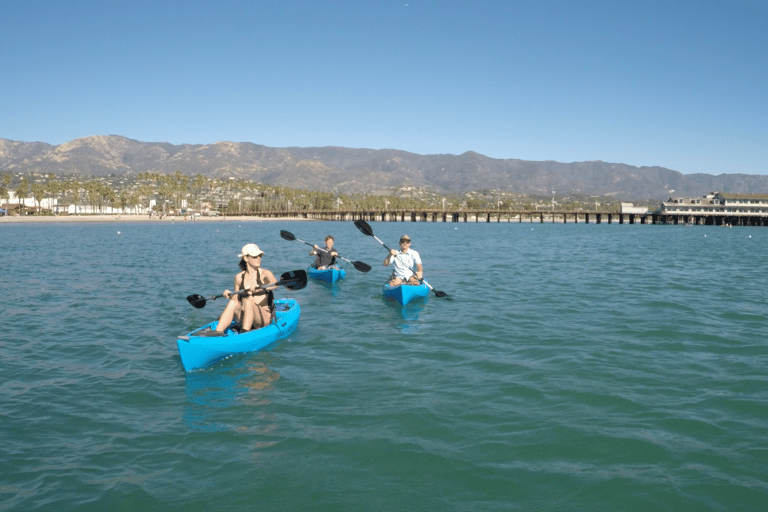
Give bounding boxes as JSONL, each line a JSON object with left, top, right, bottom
{"left": 1, "top": 171, "right": 466, "bottom": 214}
{"left": 1, "top": 171, "right": 625, "bottom": 215}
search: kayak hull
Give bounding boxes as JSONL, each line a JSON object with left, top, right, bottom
{"left": 308, "top": 266, "right": 346, "bottom": 284}
{"left": 177, "top": 298, "right": 300, "bottom": 372}
{"left": 382, "top": 282, "right": 430, "bottom": 305}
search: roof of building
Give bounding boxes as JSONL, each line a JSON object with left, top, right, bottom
{"left": 716, "top": 192, "right": 768, "bottom": 200}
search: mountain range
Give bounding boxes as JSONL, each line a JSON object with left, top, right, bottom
{"left": 1, "top": 135, "right": 765, "bottom": 200}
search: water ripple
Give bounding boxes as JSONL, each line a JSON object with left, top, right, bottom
{"left": 1, "top": 222, "right": 767, "bottom": 510}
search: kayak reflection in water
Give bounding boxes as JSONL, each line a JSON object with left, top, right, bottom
{"left": 215, "top": 243, "right": 277, "bottom": 333}
{"left": 383, "top": 234, "right": 423, "bottom": 286}
{"left": 309, "top": 235, "right": 340, "bottom": 270}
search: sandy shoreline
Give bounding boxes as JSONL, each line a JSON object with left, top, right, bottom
{"left": 0, "top": 214, "right": 312, "bottom": 223}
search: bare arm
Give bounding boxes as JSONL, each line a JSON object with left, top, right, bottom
{"left": 384, "top": 249, "right": 397, "bottom": 266}
{"left": 224, "top": 273, "right": 244, "bottom": 299}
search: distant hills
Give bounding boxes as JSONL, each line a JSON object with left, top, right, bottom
{"left": 1, "top": 135, "right": 766, "bottom": 200}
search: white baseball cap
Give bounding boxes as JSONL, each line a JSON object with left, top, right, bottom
{"left": 238, "top": 243, "right": 265, "bottom": 258}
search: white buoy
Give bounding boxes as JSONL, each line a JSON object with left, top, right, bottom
{"left": 117, "top": 231, "right": 121, "bottom": 234}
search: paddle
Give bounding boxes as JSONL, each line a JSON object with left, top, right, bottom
{"left": 280, "top": 230, "right": 372, "bottom": 272}
{"left": 352, "top": 220, "right": 449, "bottom": 298}
{"left": 186, "top": 269, "right": 308, "bottom": 309}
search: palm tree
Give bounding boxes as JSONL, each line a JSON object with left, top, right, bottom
{"left": 17, "top": 177, "right": 29, "bottom": 214}
{"left": 175, "top": 171, "right": 189, "bottom": 209}
{"left": 31, "top": 182, "right": 46, "bottom": 213}
{"left": 118, "top": 190, "right": 130, "bottom": 213}
{"left": 101, "top": 184, "right": 117, "bottom": 213}
{"left": 2, "top": 172, "right": 11, "bottom": 205}
{"left": 64, "top": 180, "right": 82, "bottom": 212}
{"left": 192, "top": 174, "right": 207, "bottom": 213}
{"left": 136, "top": 185, "right": 153, "bottom": 214}
{"left": 128, "top": 191, "right": 142, "bottom": 214}
{"left": 158, "top": 183, "right": 174, "bottom": 213}
{"left": 46, "top": 178, "right": 61, "bottom": 212}
{"left": 85, "top": 181, "right": 100, "bottom": 213}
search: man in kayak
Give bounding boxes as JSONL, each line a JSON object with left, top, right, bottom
{"left": 383, "top": 234, "right": 423, "bottom": 286}
{"left": 309, "top": 235, "right": 340, "bottom": 270}
{"left": 215, "top": 243, "right": 278, "bottom": 332}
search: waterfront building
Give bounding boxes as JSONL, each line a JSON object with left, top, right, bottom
{"left": 659, "top": 192, "right": 768, "bottom": 225}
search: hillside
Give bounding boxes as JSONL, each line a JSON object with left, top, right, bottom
{"left": 1, "top": 135, "right": 765, "bottom": 200}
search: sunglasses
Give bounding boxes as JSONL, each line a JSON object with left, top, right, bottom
{"left": 399, "top": 239, "right": 410, "bottom": 243}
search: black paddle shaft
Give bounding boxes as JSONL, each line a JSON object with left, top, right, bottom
{"left": 280, "top": 230, "right": 371, "bottom": 272}
{"left": 186, "top": 269, "right": 308, "bottom": 308}
{"left": 353, "top": 220, "right": 393, "bottom": 251}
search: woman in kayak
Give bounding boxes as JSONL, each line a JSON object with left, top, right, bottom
{"left": 383, "top": 234, "right": 423, "bottom": 286}
{"left": 215, "top": 243, "right": 278, "bottom": 332}
{"left": 309, "top": 235, "right": 340, "bottom": 270}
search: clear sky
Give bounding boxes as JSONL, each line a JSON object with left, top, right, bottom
{"left": 2, "top": 0, "right": 766, "bottom": 175}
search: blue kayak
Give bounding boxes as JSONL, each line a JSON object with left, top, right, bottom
{"left": 176, "top": 298, "right": 300, "bottom": 371}
{"left": 382, "top": 282, "right": 430, "bottom": 305}
{"left": 308, "top": 265, "right": 346, "bottom": 284}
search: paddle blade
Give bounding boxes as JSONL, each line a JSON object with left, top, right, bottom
{"left": 286, "top": 280, "right": 307, "bottom": 291}
{"left": 423, "top": 280, "right": 450, "bottom": 299}
{"left": 279, "top": 269, "right": 308, "bottom": 291}
{"left": 186, "top": 294, "right": 207, "bottom": 308}
{"left": 280, "top": 230, "right": 296, "bottom": 241}
{"left": 353, "top": 219, "right": 374, "bottom": 237}
{"left": 353, "top": 261, "right": 372, "bottom": 272}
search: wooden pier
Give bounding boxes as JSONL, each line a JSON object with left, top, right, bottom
{"left": 230, "top": 209, "right": 656, "bottom": 224}
{"left": 228, "top": 208, "right": 768, "bottom": 226}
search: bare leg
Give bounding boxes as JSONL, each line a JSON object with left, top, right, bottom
{"left": 240, "top": 296, "right": 256, "bottom": 331}
{"left": 215, "top": 298, "right": 241, "bottom": 332}
{"left": 253, "top": 303, "right": 271, "bottom": 329}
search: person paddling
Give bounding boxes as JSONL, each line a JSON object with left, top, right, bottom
{"left": 383, "top": 234, "right": 423, "bottom": 286}
{"left": 309, "top": 235, "right": 340, "bottom": 270}
{"left": 215, "top": 244, "right": 277, "bottom": 332}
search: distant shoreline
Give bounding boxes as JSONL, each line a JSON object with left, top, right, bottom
{"left": 0, "top": 214, "right": 312, "bottom": 224}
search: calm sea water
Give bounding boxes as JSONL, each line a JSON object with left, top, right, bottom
{"left": 1, "top": 219, "right": 767, "bottom": 511}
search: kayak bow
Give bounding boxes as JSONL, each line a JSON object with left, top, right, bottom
{"left": 382, "top": 282, "right": 430, "bottom": 305}
{"left": 308, "top": 265, "right": 346, "bottom": 284}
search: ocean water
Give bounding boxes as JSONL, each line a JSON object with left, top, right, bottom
{"left": 1, "top": 219, "right": 767, "bottom": 511}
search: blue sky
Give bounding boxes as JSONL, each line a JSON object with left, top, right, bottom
{"left": 2, "top": 0, "right": 766, "bottom": 175}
